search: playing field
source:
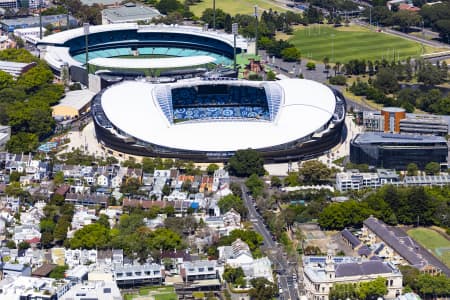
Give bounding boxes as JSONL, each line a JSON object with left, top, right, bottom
{"left": 407, "top": 227, "right": 450, "bottom": 268}
{"left": 287, "top": 25, "right": 435, "bottom": 63}
{"left": 124, "top": 286, "right": 177, "bottom": 300}
{"left": 189, "top": 0, "right": 287, "bottom": 17}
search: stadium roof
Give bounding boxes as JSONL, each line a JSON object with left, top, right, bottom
{"left": 39, "top": 23, "right": 247, "bottom": 49}
{"left": 38, "top": 24, "right": 248, "bottom": 71}
{"left": 100, "top": 79, "right": 337, "bottom": 152}
{"left": 90, "top": 55, "right": 215, "bottom": 69}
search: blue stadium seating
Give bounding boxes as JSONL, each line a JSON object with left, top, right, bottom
{"left": 171, "top": 85, "right": 270, "bottom": 122}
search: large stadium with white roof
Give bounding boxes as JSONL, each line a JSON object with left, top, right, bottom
{"left": 37, "top": 23, "right": 248, "bottom": 77}
{"left": 92, "top": 78, "right": 346, "bottom": 162}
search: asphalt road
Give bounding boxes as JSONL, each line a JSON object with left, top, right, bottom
{"left": 240, "top": 183, "right": 299, "bottom": 300}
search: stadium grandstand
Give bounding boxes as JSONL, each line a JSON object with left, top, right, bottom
{"left": 92, "top": 78, "right": 346, "bottom": 162}
{"left": 37, "top": 23, "right": 247, "bottom": 78}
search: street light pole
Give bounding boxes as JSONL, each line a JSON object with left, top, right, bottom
{"left": 254, "top": 5, "right": 258, "bottom": 56}
{"left": 232, "top": 23, "right": 238, "bottom": 72}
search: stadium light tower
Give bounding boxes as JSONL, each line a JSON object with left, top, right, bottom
{"left": 213, "top": 0, "right": 216, "bottom": 30}
{"left": 84, "top": 23, "right": 90, "bottom": 71}
{"left": 232, "top": 23, "right": 238, "bottom": 71}
{"left": 254, "top": 5, "right": 258, "bottom": 56}
{"left": 39, "top": 1, "right": 42, "bottom": 39}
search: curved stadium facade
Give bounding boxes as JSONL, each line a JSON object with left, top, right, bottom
{"left": 37, "top": 23, "right": 247, "bottom": 76}
{"left": 92, "top": 78, "right": 346, "bottom": 163}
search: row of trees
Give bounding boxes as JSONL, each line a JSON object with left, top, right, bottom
{"left": 318, "top": 185, "right": 450, "bottom": 230}
{"left": 69, "top": 210, "right": 185, "bottom": 262}
{"left": 329, "top": 277, "right": 388, "bottom": 300}
{"left": 400, "top": 266, "right": 450, "bottom": 299}
{"left": 348, "top": 60, "right": 449, "bottom": 114}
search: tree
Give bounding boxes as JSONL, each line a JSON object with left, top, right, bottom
{"left": 53, "top": 171, "right": 65, "bottom": 186}
{"left": 416, "top": 273, "right": 450, "bottom": 298}
{"left": 97, "top": 214, "right": 110, "bottom": 229}
{"left": 270, "top": 176, "right": 282, "bottom": 188}
{"left": 223, "top": 266, "right": 245, "bottom": 285}
{"left": 6, "top": 132, "right": 39, "bottom": 153}
{"left": 49, "top": 265, "right": 68, "bottom": 279}
{"left": 392, "top": 10, "right": 421, "bottom": 32}
{"left": 0, "top": 70, "right": 13, "bottom": 90}
{"left": 406, "top": 163, "right": 419, "bottom": 176}
{"left": 245, "top": 174, "right": 265, "bottom": 197}
{"left": 373, "top": 68, "right": 399, "bottom": 93}
{"left": 357, "top": 277, "right": 388, "bottom": 300}
{"left": 206, "top": 163, "right": 219, "bottom": 175}
{"left": 306, "top": 61, "right": 316, "bottom": 70}
{"left": 281, "top": 47, "right": 301, "bottom": 62}
{"left": 5, "top": 240, "right": 16, "bottom": 249}
{"left": 266, "top": 70, "right": 276, "bottom": 81}
{"left": 298, "top": 160, "right": 331, "bottom": 184}
{"left": 248, "top": 277, "right": 277, "bottom": 300}
{"left": 70, "top": 223, "right": 110, "bottom": 249}
{"left": 424, "top": 162, "right": 440, "bottom": 175}
{"left": 329, "top": 75, "right": 347, "bottom": 85}
{"left": 217, "top": 194, "right": 247, "bottom": 217}
{"left": 18, "top": 241, "right": 30, "bottom": 250}
{"left": 329, "top": 282, "right": 357, "bottom": 300}
{"left": 227, "top": 149, "right": 265, "bottom": 177}
{"left": 418, "top": 62, "right": 446, "bottom": 85}
{"left": 120, "top": 177, "right": 141, "bottom": 195}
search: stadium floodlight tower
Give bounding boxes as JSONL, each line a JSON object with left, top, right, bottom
{"left": 39, "top": 1, "right": 43, "bottom": 39}
{"left": 254, "top": 5, "right": 258, "bottom": 56}
{"left": 83, "top": 23, "right": 90, "bottom": 71}
{"left": 232, "top": 23, "right": 238, "bottom": 71}
{"left": 213, "top": 0, "right": 216, "bottom": 30}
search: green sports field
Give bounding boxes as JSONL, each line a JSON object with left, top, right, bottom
{"left": 189, "top": 0, "right": 287, "bottom": 17}
{"left": 287, "top": 25, "right": 436, "bottom": 63}
{"left": 407, "top": 227, "right": 450, "bottom": 268}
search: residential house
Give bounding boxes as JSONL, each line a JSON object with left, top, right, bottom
{"left": 114, "top": 263, "right": 164, "bottom": 288}
{"left": 181, "top": 260, "right": 217, "bottom": 281}
{"left": 218, "top": 239, "right": 273, "bottom": 282}
{"left": 13, "top": 224, "right": 41, "bottom": 245}
{"left": 0, "top": 275, "right": 70, "bottom": 299}
{"left": 65, "top": 193, "right": 109, "bottom": 208}
{"left": 213, "top": 169, "right": 229, "bottom": 192}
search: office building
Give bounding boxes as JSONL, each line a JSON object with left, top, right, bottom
{"left": 350, "top": 132, "right": 448, "bottom": 169}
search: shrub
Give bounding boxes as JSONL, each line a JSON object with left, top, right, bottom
{"left": 329, "top": 75, "right": 347, "bottom": 85}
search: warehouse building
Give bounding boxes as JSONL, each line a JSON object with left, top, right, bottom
{"left": 52, "top": 90, "right": 96, "bottom": 120}
{"left": 101, "top": 3, "right": 161, "bottom": 25}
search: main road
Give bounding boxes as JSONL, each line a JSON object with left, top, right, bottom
{"left": 240, "top": 183, "right": 299, "bottom": 300}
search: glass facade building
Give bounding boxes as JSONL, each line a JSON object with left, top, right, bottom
{"left": 350, "top": 132, "right": 448, "bottom": 170}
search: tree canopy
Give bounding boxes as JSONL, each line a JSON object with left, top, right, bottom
{"left": 227, "top": 149, "right": 265, "bottom": 177}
